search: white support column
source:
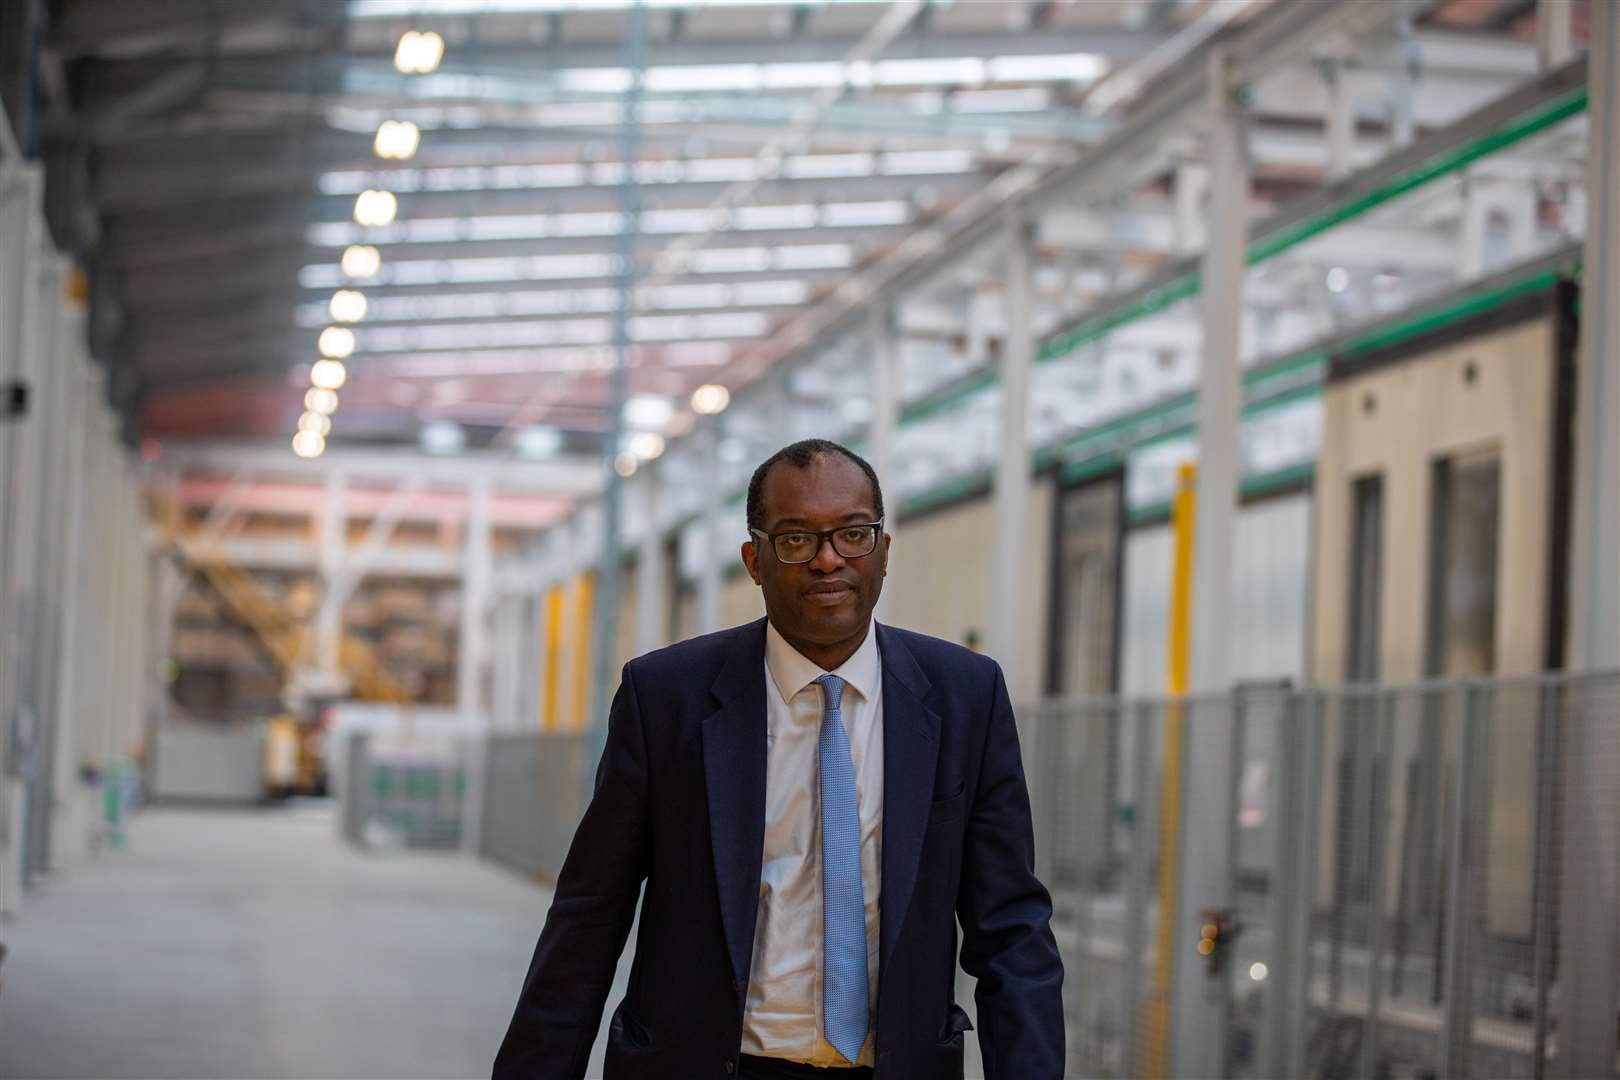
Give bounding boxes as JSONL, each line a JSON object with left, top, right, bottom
{"left": 1388, "top": 16, "right": 1418, "bottom": 150}
{"left": 1323, "top": 60, "right": 1355, "bottom": 180}
{"left": 490, "top": 595, "right": 516, "bottom": 730}
{"left": 458, "top": 477, "right": 493, "bottom": 724}
{"left": 867, "top": 302, "right": 899, "bottom": 504}
{"left": 986, "top": 208, "right": 1034, "bottom": 698}
{"left": 49, "top": 363, "right": 91, "bottom": 869}
{"left": 634, "top": 472, "right": 665, "bottom": 655}
{"left": 1537, "top": 0, "right": 1575, "bottom": 71}
{"left": 0, "top": 163, "right": 45, "bottom": 912}
{"left": 1173, "top": 47, "right": 1250, "bottom": 1080}
{"left": 868, "top": 302, "right": 899, "bottom": 622}
{"left": 1561, "top": 1, "right": 1620, "bottom": 1076}
{"left": 316, "top": 469, "right": 347, "bottom": 676}
{"left": 695, "top": 429, "right": 724, "bottom": 636}
{"left": 1173, "top": 161, "right": 1210, "bottom": 258}
{"left": 1459, "top": 178, "right": 1491, "bottom": 281}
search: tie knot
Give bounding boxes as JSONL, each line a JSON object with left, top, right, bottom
{"left": 815, "top": 673, "right": 845, "bottom": 712}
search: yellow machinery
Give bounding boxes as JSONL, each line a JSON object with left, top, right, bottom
{"left": 155, "top": 492, "right": 415, "bottom": 794}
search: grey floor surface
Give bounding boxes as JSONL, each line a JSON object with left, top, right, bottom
{"left": 0, "top": 802, "right": 627, "bottom": 1080}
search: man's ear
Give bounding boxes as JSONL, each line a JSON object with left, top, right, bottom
{"left": 741, "top": 539, "right": 761, "bottom": 585}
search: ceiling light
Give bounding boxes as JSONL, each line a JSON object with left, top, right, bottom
{"left": 628, "top": 432, "right": 666, "bottom": 461}
{"left": 614, "top": 452, "right": 639, "bottom": 478}
{"left": 393, "top": 30, "right": 445, "bottom": 75}
{"left": 690, "top": 384, "right": 730, "bottom": 415}
{"left": 311, "top": 358, "right": 348, "bottom": 390}
{"left": 515, "top": 425, "right": 564, "bottom": 459}
{"left": 374, "top": 119, "right": 421, "bottom": 160}
{"left": 330, "top": 290, "right": 368, "bottom": 322}
{"left": 318, "top": 326, "right": 356, "bottom": 359}
{"left": 298, "top": 411, "right": 332, "bottom": 437}
{"left": 292, "top": 431, "right": 326, "bottom": 458}
{"left": 623, "top": 394, "right": 674, "bottom": 431}
{"left": 420, "top": 419, "right": 466, "bottom": 455}
{"left": 341, "top": 245, "right": 382, "bottom": 279}
{"left": 1326, "top": 267, "right": 1350, "bottom": 293}
{"left": 305, "top": 387, "right": 339, "bottom": 415}
{"left": 354, "top": 189, "right": 398, "bottom": 226}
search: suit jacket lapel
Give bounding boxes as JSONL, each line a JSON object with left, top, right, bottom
{"left": 702, "top": 617, "right": 770, "bottom": 997}
{"left": 876, "top": 623, "right": 941, "bottom": 981}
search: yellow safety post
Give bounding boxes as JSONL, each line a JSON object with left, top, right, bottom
{"left": 570, "top": 572, "right": 595, "bottom": 731}
{"left": 541, "top": 585, "right": 564, "bottom": 731}
{"left": 1144, "top": 462, "right": 1196, "bottom": 1078}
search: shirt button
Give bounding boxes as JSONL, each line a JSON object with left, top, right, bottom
{"left": 724, "top": 1059, "right": 736, "bottom": 1075}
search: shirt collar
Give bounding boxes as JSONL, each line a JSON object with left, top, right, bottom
{"left": 764, "top": 617, "right": 881, "bottom": 706}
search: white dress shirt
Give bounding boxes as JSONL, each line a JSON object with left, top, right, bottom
{"left": 740, "top": 618, "right": 884, "bottom": 1067}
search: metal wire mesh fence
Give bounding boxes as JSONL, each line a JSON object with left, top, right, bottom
{"left": 1024, "top": 672, "right": 1620, "bottom": 1080}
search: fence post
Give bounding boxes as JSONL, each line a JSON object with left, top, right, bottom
{"left": 1121, "top": 701, "right": 1156, "bottom": 1079}
{"left": 1263, "top": 691, "right": 1311, "bottom": 1079}
{"left": 1439, "top": 680, "right": 1491, "bottom": 1079}
{"left": 1358, "top": 691, "right": 1396, "bottom": 1080}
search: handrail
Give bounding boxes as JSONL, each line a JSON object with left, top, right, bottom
{"left": 1033, "top": 667, "right": 1620, "bottom": 712}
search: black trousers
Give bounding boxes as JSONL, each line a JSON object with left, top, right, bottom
{"left": 737, "top": 1054, "right": 873, "bottom": 1080}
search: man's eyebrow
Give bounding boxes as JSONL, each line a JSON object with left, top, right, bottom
{"left": 766, "top": 511, "right": 875, "bottom": 530}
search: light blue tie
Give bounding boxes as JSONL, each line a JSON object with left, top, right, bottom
{"left": 814, "top": 673, "right": 869, "bottom": 1063}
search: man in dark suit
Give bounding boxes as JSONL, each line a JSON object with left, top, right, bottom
{"left": 495, "top": 439, "right": 1063, "bottom": 1079}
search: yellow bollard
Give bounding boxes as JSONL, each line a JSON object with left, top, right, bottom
{"left": 1144, "top": 462, "right": 1196, "bottom": 1078}
{"left": 541, "top": 586, "right": 564, "bottom": 732}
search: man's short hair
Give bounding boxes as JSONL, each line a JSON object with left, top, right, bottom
{"left": 746, "top": 439, "right": 885, "bottom": 534}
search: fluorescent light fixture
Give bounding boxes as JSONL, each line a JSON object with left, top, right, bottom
{"left": 874, "top": 57, "right": 986, "bottom": 86}
{"left": 329, "top": 290, "right": 369, "bottom": 323}
{"left": 393, "top": 30, "right": 444, "bottom": 74}
{"left": 318, "top": 326, "right": 356, "bottom": 359}
{"left": 419, "top": 419, "right": 466, "bottom": 455}
{"left": 292, "top": 431, "right": 326, "bottom": 458}
{"left": 310, "top": 358, "right": 348, "bottom": 390}
{"left": 349, "top": 310, "right": 770, "bottom": 353}
{"left": 985, "top": 54, "right": 1108, "bottom": 83}
{"left": 820, "top": 201, "right": 908, "bottom": 228}
{"left": 298, "top": 411, "right": 332, "bottom": 437}
{"left": 691, "top": 384, "right": 730, "bottom": 416}
{"left": 879, "top": 150, "right": 977, "bottom": 176}
{"left": 732, "top": 204, "right": 819, "bottom": 231}
{"left": 353, "top": 189, "right": 397, "bottom": 226}
{"left": 623, "top": 394, "right": 675, "bottom": 431}
{"left": 313, "top": 149, "right": 974, "bottom": 199}
{"left": 307, "top": 201, "right": 906, "bottom": 253}
{"left": 374, "top": 119, "right": 421, "bottom": 160}
{"left": 645, "top": 64, "right": 761, "bottom": 93}
{"left": 628, "top": 432, "right": 666, "bottom": 461}
{"left": 355, "top": 0, "right": 886, "bottom": 14}
{"left": 305, "top": 387, "right": 340, "bottom": 415}
{"left": 515, "top": 425, "right": 564, "bottom": 459}
{"left": 614, "top": 453, "right": 639, "bottom": 478}
{"left": 341, "top": 245, "right": 382, "bottom": 279}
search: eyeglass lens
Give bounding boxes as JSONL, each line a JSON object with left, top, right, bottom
{"left": 774, "top": 526, "right": 877, "bottom": 564}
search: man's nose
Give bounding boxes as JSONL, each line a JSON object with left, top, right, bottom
{"left": 809, "top": 536, "right": 847, "bottom": 572}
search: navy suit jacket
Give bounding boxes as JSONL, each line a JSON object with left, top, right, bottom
{"left": 494, "top": 618, "right": 1064, "bottom": 1079}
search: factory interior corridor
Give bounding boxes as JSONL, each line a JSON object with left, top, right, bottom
{"left": 0, "top": 805, "right": 605, "bottom": 1080}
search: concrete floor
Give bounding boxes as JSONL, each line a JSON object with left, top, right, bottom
{"left": 0, "top": 802, "right": 614, "bottom": 1080}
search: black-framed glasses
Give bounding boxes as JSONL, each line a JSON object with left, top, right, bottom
{"left": 749, "top": 521, "right": 883, "bottom": 565}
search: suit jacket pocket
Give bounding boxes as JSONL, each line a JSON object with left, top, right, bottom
{"left": 608, "top": 999, "right": 653, "bottom": 1051}
{"left": 940, "top": 1001, "right": 975, "bottom": 1042}
{"left": 928, "top": 784, "right": 967, "bottom": 827}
